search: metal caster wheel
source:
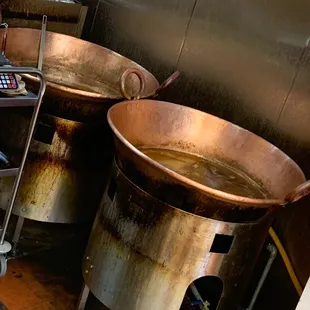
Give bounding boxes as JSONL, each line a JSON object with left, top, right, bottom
{"left": 0, "top": 255, "right": 7, "bottom": 278}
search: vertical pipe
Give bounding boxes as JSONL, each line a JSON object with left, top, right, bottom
{"left": 190, "top": 283, "right": 210, "bottom": 310}
{"left": 76, "top": 284, "right": 90, "bottom": 310}
{"left": 11, "top": 216, "right": 25, "bottom": 254}
{"left": 0, "top": 23, "right": 8, "bottom": 56}
{"left": 247, "top": 243, "right": 277, "bottom": 310}
{"left": 38, "top": 15, "right": 47, "bottom": 71}
{"left": 269, "top": 227, "right": 303, "bottom": 296}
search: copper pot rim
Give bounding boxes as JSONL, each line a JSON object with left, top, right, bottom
{"left": 113, "top": 158, "right": 276, "bottom": 224}
{"left": 22, "top": 73, "right": 159, "bottom": 101}
{"left": 5, "top": 28, "right": 160, "bottom": 100}
{"left": 107, "top": 100, "right": 306, "bottom": 208}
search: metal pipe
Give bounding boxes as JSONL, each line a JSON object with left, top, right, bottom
{"left": 0, "top": 23, "right": 8, "bottom": 56}
{"left": 190, "top": 283, "right": 210, "bottom": 310}
{"left": 0, "top": 67, "right": 46, "bottom": 244}
{"left": 38, "top": 15, "right": 47, "bottom": 71}
{"left": 269, "top": 227, "right": 303, "bottom": 296}
{"left": 246, "top": 243, "right": 277, "bottom": 310}
{"left": 11, "top": 216, "right": 25, "bottom": 254}
{"left": 76, "top": 284, "right": 90, "bottom": 310}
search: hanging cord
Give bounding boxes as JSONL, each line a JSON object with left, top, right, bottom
{"left": 268, "top": 227, "right": 303, "bottom": 296}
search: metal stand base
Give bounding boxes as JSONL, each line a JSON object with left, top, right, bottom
{"left": 0, "top": 65, "right": 46, "bottom": 279}
{"left": 0, "top": 238, "right": 10, "bottom": 279}
{"left": 76, "top": 284, "right": 90, "bottom": 310}
{"left": 0, "top": 254, "right": 7, "bottom": 277}
{"left": 11, "top": 216, "right": 24, "bottom": 255}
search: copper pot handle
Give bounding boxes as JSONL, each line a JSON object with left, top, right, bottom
{"left": 284, "top": 180, "right": 310, "bottom": 204}
{"left": 155, "top": 71, "right": 180, "bottom": 95}
{"left": 120, "top": 68, "right": 146, "bottom": 100}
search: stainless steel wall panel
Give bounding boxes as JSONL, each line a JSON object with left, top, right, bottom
{"left": 81, "top": 0, "right": 100, "bottom": 38}
{"left": 89, "top": 0, "right": 196, "bottom": 81}
{"left": 277, "top": 47, "right": 310, "bottom": 150}
{"left": 271, "top": 44, "right": 310, "bottom": 287}
{"left": 175, "top": 0, "right": 310, "bottom": 135}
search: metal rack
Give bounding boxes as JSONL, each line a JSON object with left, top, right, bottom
{"left": 0, "top": 66, "right": 46, "bottom": 277}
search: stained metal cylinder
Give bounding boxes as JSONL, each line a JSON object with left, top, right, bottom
{"left": 0, "top": 28, "right": 160, "bottom": 224}
{"left": 82, "top": 162, "right": 273, "bottom": 310}
{"left": 0, "top": 110, "right": 112, "bottom": 223}
{"left": 81, "top": 99, "right": 307, "bottom": 309}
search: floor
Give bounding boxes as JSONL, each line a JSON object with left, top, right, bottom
{"left": 0, "top": 233, "right": 299, "bottom": 310}
{"left": 0, "top": 249, "right": 113, "bottom": 310}
{"left": 0, "top": 247, "right": 191, "bottom": 310}
{"left": 0, "top": 215, "right": 92, "bottom": 310}
{"left": 0, "top": 251, "right": 80, "bottom": 310}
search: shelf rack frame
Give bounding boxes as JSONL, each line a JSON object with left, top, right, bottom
{"left": 0, "top": 67, "right": 46, "bottom": 272}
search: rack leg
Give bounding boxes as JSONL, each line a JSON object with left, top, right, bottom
{"left": 77, "top": 283, "right": 90, "bottom": 310}
{"left": 12, "top": 216, "right": 24, "bottom": 255}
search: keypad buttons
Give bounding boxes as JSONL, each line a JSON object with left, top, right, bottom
{"left": 0, "top": 72, "right": 18, "bottom": 90}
